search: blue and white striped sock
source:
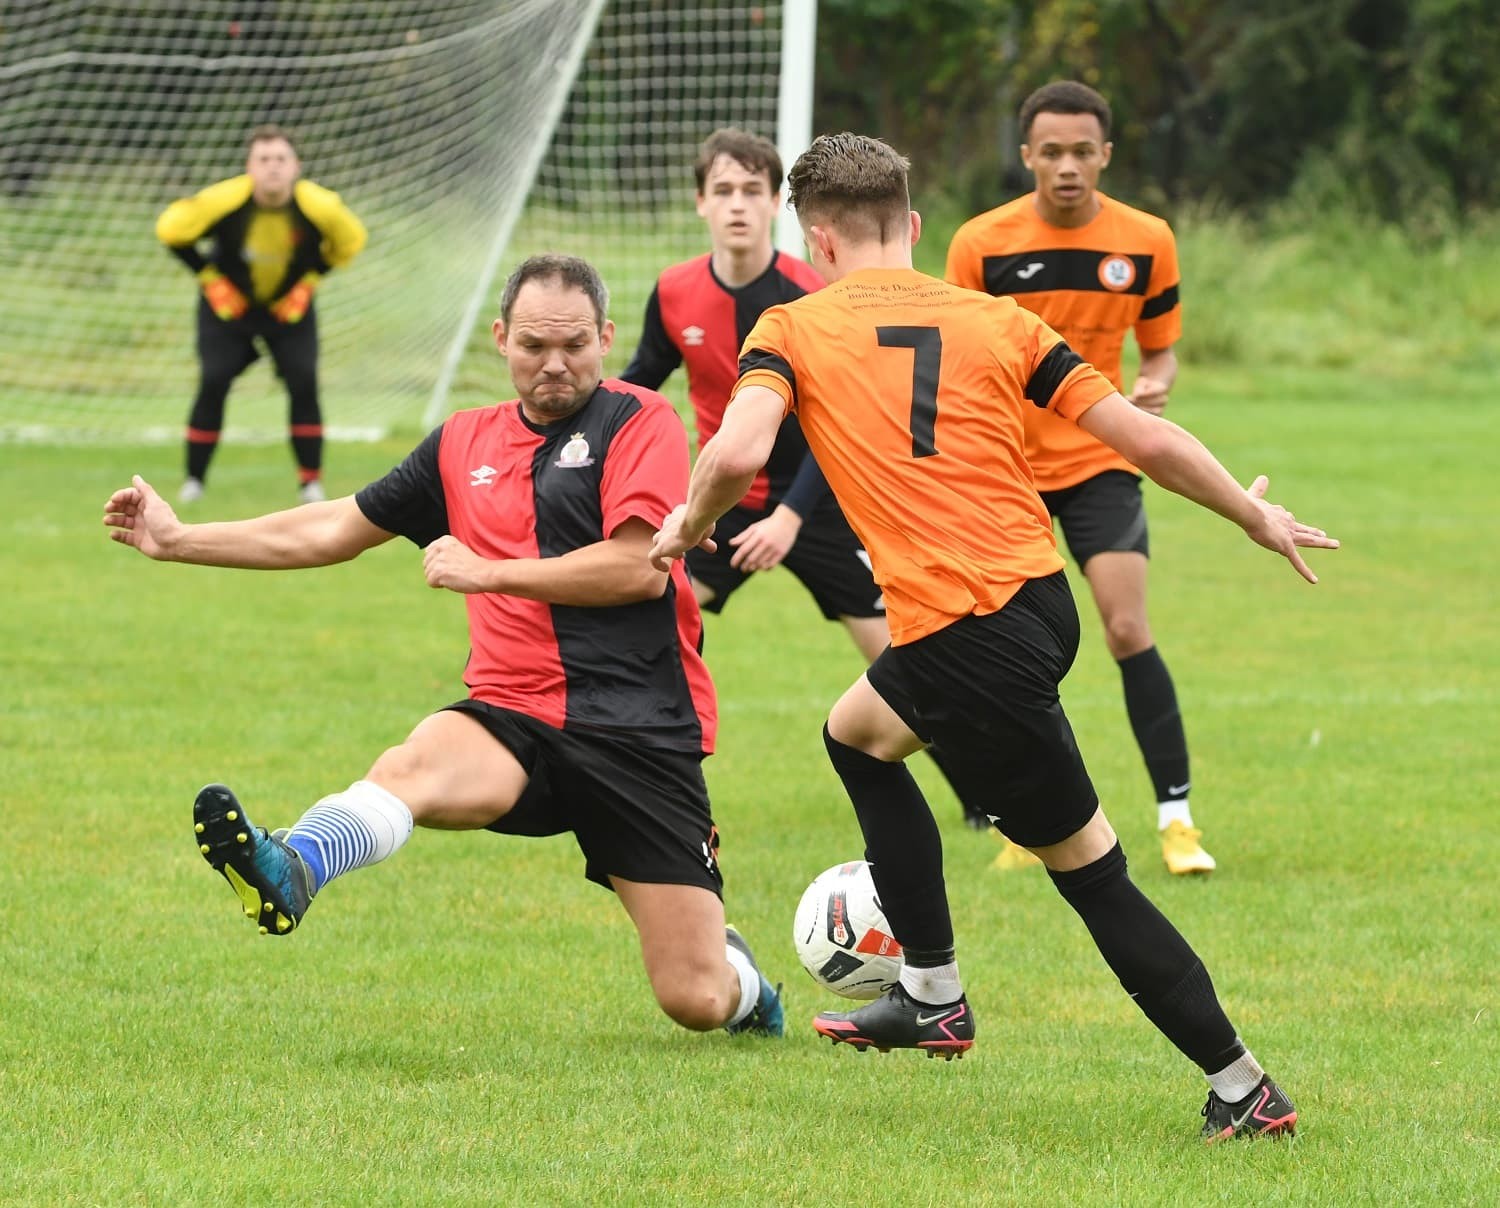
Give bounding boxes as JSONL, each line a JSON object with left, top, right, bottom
{"left": 284, "top": 780, "right": 414, "bottom": 892}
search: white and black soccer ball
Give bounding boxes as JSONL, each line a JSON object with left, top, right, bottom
{"left": 792, "top": 860, "right": 903, "bottom": 1000}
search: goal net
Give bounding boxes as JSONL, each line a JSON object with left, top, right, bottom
{"left": 0, "top": 2, "right": 792, "bottom": 445}
{"left": 431, "top": 2, "right": 789, "bottom": 423}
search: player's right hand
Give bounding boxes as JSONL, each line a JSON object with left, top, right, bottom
{"left": 649, "top": 504, "right": 717, "bottom": 572}
{"left": 103, "top": 475, "right": 184, "bottom": 560}
{"left": 198, "top": 268, "right": 249, "bottom": 320}
{"left": 1241, "top": 475, "right": 1339, "bottom": 584}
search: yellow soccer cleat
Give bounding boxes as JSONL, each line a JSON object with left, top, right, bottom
{"left": 991, "top": 834, "right": 1042, "bottom": 872}
{"left": 1161, "top": 820, "right": 1216, "bottom": 875}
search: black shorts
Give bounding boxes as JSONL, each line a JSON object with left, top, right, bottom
{"left": 688, "top": 497, "right": 885, "bottom": 620}
{"left": 442, "top": 700, "right": 722, "bottom": 896}
{"left": 864, "top": 572, "right": 1099, "bottom": 847}
{"left": 1039, "top": 469, "right": 1149, "bottom": 568}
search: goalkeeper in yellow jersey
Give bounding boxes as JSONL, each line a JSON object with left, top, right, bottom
{"left": 156, "top": 125, "right": 367, "bottom": 503}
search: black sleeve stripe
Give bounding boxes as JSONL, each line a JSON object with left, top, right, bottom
{"left": 1140, "top": 283, "right": 1180, "bottom": 321}
{"left": 1025, "top": 342, "right": 1086, "bottom": 409}
{"left": 738, "top": 347, "right": 797, "bottom": 408}
{"left": 620, "top": 286, "right": 679, "bottom": 389}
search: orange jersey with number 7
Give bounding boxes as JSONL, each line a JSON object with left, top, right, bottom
{"left": 735, "top": 267, "right": 1116, "bottom": 645}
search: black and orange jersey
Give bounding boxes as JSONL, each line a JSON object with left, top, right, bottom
{"left": 355, "top": 379, "right": 716, "bottom": 755}
{"left": 945, "top": 192, "right": 1180, "bottom": 490}
{"left": 736, "top": 267, "right": 1116, "bottom": 645}
{"left": 623, "top": 251, "right": 828, "bottom": 513}
{"left": 156, "top": 175, "right": 366, "bottom": 304}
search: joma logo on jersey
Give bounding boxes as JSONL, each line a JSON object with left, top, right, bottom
{"left": 681, "top": 325, "right": 706, "bottom": 347}
{"left": 469, "top": 464, "right": 497, "bottom": 487}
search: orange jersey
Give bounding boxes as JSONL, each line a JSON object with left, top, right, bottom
{"left": 736, "top": 268, "right": 1115, "bottom": 644}
{"left": 945, "top": 192, "right": 1180, "bottom": 490}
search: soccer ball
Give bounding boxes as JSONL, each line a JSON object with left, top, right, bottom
{"left": 792, "top": 860, "right": 903, "bottom": 999}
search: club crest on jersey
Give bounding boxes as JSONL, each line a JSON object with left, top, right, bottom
{"left": 556, "top": 432, "right": 595, "bottom": 469}
{"left": 1098, "top": 254, "right": 1137, "bottom": 291}
{"left": 681, "top": 325, "right": 706, "bottom": 347}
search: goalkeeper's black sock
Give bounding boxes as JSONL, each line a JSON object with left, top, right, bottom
{"left": 823, "top": 724, "right": 953, "bottom": 955}
{"left": 185, "top": 429, "right": 219, "bottom": 482}
{"left": 291, "top": 428, "right": 323, "bottom": 480}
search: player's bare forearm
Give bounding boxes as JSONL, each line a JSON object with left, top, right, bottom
{"left": 433, "top": 520, "right": 668, "bottom": 605}
{"left": 103, "top": 476, "right": 387, "bottom": 568}
{"left": 1076, "top": 396, "right": 1338, "bottom": 581}
{"left": 682, "top": 384, "right": 784, "bottom": 533}
{"left": 1137, "top": 347, "right": 1178, "bottom": 392}
{"left": 682, "top": 438, "right": 758, "bottom": 535}
{"left": 1077, "top": 396, "right": 1251, "bottom": 527}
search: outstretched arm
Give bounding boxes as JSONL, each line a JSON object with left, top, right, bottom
{"left": 1076, "top": 394, "right": 1339, "bottom": 582}
{"left": 649, "top": 384, "right": 784, "bottom": 571}
{"left": 103, "top": 474, "right": 394, "bottom": 568}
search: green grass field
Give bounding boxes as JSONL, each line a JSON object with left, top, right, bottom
{"left": 3, "top": 359, "right": 1496, "bottom": 1203}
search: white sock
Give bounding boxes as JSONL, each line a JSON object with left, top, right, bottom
{"left": 286, "top": 779, "right": 414, "bottom": 888}
{"left": 899, "top": 961, "right": 963, "bottom": 1006}
{"left": 724, "top": 943, "right": 760, "bottom": 1027}
{"left": 1207, "top": 1049, "right": 1265, "bottom": 1103}
{"left": 1159, "top": 799, "right": 1194, "bottom": 830}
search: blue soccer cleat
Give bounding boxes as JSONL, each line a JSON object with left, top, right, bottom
{"left": 725, "top": 925, "right": 785, "bottom": 1037}
{"left": 193, "top": 783, "right": 315, "bottom": 935}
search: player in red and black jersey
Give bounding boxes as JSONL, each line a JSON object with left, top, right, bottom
{"left": 104, "top": 255, "right": 784, "bottom": 1040}
{"left": 623, "top": 129, "right": 890, "bottom": 663}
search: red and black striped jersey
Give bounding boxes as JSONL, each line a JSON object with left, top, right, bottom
{"left": 355, "top": 380, "right": 716, "bottom": 754}
{"left": 623, "top": 251, "right": 828, "bottom": 513}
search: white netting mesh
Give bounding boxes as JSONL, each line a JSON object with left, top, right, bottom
{"left": 433, "top": 2, "right": 787, "bottom": 419}
{"left": 0, "top": 2, "right": 790, "bottom": 444}
{"left": 0, "top": 1, "right": 601, "bottom": 443}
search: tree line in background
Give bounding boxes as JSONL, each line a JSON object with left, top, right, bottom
{"left": 4, "top": 0, "right": 1496, "bottom": 233}
{"left": 818, "top": 0, "right": 1500, "bottom": 231}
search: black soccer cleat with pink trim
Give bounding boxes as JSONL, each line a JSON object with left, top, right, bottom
{"left": 813, "top": 982, "right": 975, "bottom": 1059}
{"left": 1201, "top": 1075, "right": 1298, "bottom": 1142}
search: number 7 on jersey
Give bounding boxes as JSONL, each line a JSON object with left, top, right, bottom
{"left": 877, "top": 325, "right": 943, "bottom": 458}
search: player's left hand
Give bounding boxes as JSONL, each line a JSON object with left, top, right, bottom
{"left": 649, "top": 504, "right": 717, "bottom": 572}
{"left": 1241, "top": 475, "right": 1340, "bottom": 584}
{"left": 102, "top": 474, "right": 184, "bottom": 560}
{"left": 1128, "top": 375, "right": 1170, "bottom": 415}
{"left": 728, "top": 503, "right": 802, "bottom": 572}
{"left": 423, "top": 535, "right": 496, "bottom": 593}
{"left": 269, "top": 274, "right": 319, "bottom": 324}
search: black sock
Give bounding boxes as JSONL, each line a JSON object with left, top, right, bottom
{"left": 823, "top": 724, "right": 953, "bottom": 956}
{"left": 1118, "top": 646, "right": 1190, "bottom": 803}
{"left": 185, "top": 434, "right": 217, "bottom": 482}
{"left": 1049, "top": 842, "right": 1244, "bottom": 1072}
{"left": 291, "top": 432, "right": 322, "bottom": 479}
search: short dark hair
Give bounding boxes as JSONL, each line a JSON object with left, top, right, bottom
{"left": 786, "top": 132, "right": 911, "bottom": 243}
{"left": 499, "top": 254, "right": 610, "bottom": 329}
{"left": 247, "top": 123, "right": 300, "bottom": 157}
{"left": 1019, "top": 81, "right": 1112, "bottom": 142}
{"left": 693, "top": 127, "right": 783, "bottom": 193}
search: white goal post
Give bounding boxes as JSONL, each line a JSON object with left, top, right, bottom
{"left": 0, "top": 2, "right": 817, "bottom": 446}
